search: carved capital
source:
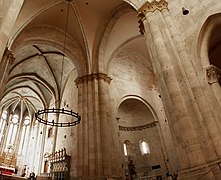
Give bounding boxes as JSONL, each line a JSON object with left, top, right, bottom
{"left": 3, "top": 48, "right": 15, "bottom": 65}
{"left": 138, "top": 0, "right": 168, "bottom": 15}
{"left": 75, "top": 73, "right": 112, "bottom": 87}
{"left": 206, "top": 65, "right": 221, "bottom": 85}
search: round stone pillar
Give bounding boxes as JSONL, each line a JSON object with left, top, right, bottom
{"left": 136, "top": 0, "right": 221, "bottom": 179}
{"left": 74, "top": 73, "right": 122, "bottom": 179}
{"left": 52, "top": 113, "right": 60, "bottom": 153}
{"left": 160, "top": 8, "right": 221, "bottom": 162}
{"left": 137, "top": 0, "right": 215, "bottom": 177}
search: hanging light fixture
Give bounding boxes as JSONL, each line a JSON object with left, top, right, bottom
{"left": 35, "top": 0, "right": 81, "bottom": 127}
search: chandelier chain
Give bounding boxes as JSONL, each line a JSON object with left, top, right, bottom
{"left": 60, "top": 2, "right": 70, "bottom": 99}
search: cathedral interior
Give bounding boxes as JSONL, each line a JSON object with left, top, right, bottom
{"left": 0, "top": 0, "right": 221, "bottom": 180}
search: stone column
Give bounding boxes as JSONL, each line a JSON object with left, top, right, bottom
{"left": 1, "top": 112, "right": 13, "bottom": 152}
{"left": 0, "top": 111, "right": 11, "bottom": 153}
{"left": 14, "top": 99, "right": 24, "bottom": 154}
{"left": 52, "top": 113, "right": 59, "bottom": 153}
{"left": 25, "top": 115, "right": 34, "bottom": 158}
{"left": 137, "top": 1, "right": 221, "bottom": 179}
{"left": 137, "top": 0, "right": 212, "bottom": 174}
{"left": 0, "top": 0, "right": 24, "bottom": 64}
{"left": 74, "top": 73, "right": 122, "bottom": 179}
{"left": 38, "top": 114, "right": 48, "bottom": 174}
{"left": 28, "top": 118, "right": 38, "bottom": 172}
{"left": 31, "top": 121, "right": 40, "bottom": 172}
{"left": 159, "top": 7, "right": 221, "bottom": 162}
{"left": 152, "top": 90, "right": 179, "bottom": 174}
{"left": 0, "top": 48, "right": 15, "bottom": 99}
{"left": 206, "top": 65, "right": 221, "bottom": 108}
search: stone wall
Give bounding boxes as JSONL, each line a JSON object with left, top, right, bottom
{"left": 120, "top": 127, "right": 166, "bottom": 178}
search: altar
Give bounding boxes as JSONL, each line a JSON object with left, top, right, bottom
{"left": 0, "top": 165, "right": 15, "bottom": 175}
{"left": 0, "top": 151, "right": 16, "bottom": 175}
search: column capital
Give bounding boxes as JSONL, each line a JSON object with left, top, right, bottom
{"left": 138, "top": 0, "right": 168, "bottom": 16}
{"left": 75, "top": 73, "right": 112, "bottom": 86}
{"left": 206, "top": 65, "right": 221, "bottom": 85}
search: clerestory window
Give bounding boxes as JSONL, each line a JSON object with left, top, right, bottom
{"left": 18, "top": 116, "right": 30, "bottom": 155}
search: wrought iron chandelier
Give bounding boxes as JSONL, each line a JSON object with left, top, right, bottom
{"left": 35, "top": 108, "right": 80, "bottom": 127}
{"left": 35, "top": 0, "right": 81, "bottom": 127}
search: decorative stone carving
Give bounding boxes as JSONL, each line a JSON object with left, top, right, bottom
{"left": 206, "top": 65, "right": 221, "bottom": 85}
{"left": 119, "top": 121, "right": 157, "bottom": 131}
{"left": 3, "top": 48, "right": 15, "bottom": 65}
{"left": 138, "top": 0, "right": 168, "bottom": 15}
{"left": 75, "top": 73, "right": 112, "bottom": 87}
{"left": 138, "top": 18, "right": 145, "bottom": 35}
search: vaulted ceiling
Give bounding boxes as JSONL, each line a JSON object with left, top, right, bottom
{"left": 0, "top": 0, "right": 152, "bottom": 117}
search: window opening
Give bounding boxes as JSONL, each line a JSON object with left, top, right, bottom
{"left": 140, "top": 140, "right": 150, "bottom": 155}
{"left": 124, "top": 143, "right": 128, "bottom": 156}
{"left": 18, "top": 116, "right": 30, "bottom": 155}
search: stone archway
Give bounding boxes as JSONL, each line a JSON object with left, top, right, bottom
{"left": 116, "top": 98, "right": 167, "bottom": 179}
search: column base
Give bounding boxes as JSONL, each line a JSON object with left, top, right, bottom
{"left": 178, "top": 159, "right": 221, "bottom": 180}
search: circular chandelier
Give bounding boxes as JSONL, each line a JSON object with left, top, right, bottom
{"left": 35, "top": 108, "right": 81, "bottom": 127}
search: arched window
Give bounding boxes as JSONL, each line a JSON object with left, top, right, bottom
{"left": 0, "top": 111, "right": 7, "bottom": 142}
{"left": 5, "top": 114, "right": 19, "bottom": 152}
{"left": 123, "top": 143, "right": 128, "bottom": 156}
{"left": 139, "top": 140, "right": 150, "bottom": 155}
{"left": 123, "top": 140, "right": 131, "bottom": 157}
{"left": 18, "top": 116, "right": 30, "bottom": 155}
